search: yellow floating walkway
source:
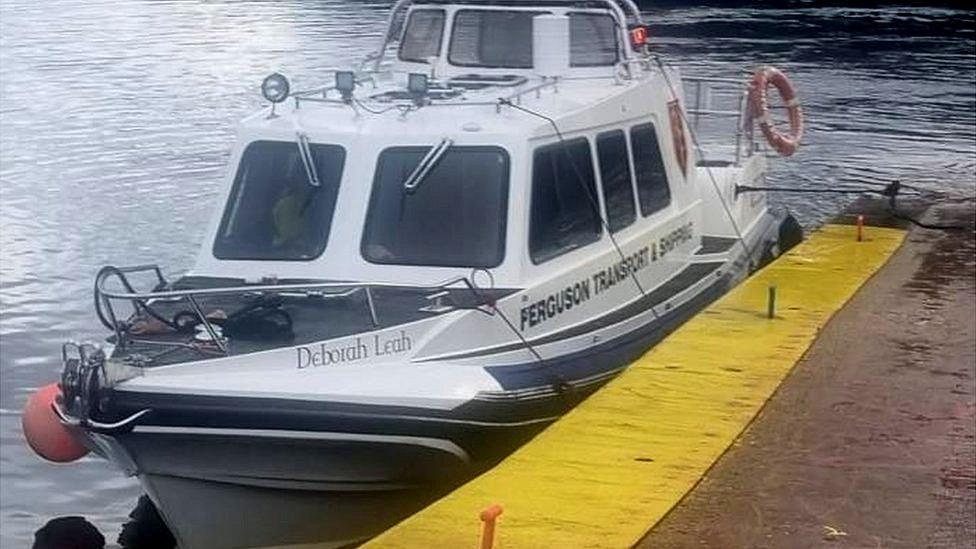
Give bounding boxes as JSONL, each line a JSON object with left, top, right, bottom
{"left": 364, "top": 224, "right": 906, "bottom": 549}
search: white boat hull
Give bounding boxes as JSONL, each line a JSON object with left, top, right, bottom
{"left": 139, "top": 473, "right": 435, "bottom": 549}
{"left": 95, "top": 428, "right": 478, "bottom": 548}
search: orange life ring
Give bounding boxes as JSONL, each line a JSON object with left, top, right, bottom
{"left": 748, "top": 66, "right": 803, "bottom": 157}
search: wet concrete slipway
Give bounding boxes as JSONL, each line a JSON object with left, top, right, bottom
{"left": 1, "top": 1, "right": 974, "bottom": 547}
{"left": 638, "top": 204, "right": 976, "bottom": 549}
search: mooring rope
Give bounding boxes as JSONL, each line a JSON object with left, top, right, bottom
{"left": 738, "top": 179, "right": 973, "bottom": 231}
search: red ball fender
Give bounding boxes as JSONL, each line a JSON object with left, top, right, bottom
{"left": 748, "top": 66, "right": 804, "bottom": 156}
{"left": 22, "top": 383, "right": 89, "bottom": 463}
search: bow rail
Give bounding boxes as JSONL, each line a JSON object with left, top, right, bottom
{"left": 94, "top": 264, "right": 488, "bottom": 355}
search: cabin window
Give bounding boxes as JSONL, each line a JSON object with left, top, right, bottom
{"left": 362, "top": 146, "right": 509, "bottom": 268}
{"left": 596, "top": 131, "right": 637, "bottom": 233}
{"left": 448, "top": 9, "right": 620, "bottom": 69}
{"left": 570, "top": 13, "right": 619, "bottom": 67}
{"left": 399, "top": 9, "right": 446, "bottom": 63}
{"left": 630, "top": 124, "right": 672, "bottom": 216}
{"left": 449, "top": 10, "right": 542, "bottom": 68}
{"left": 214, "top": 141, "right": 345, "bottom": 261}
{"left": 530, "top": 139, "right": 602, "bottom": 264}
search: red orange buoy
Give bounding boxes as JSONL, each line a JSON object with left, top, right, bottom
{"left": 22, "top": 383, "right": 89, "bottom": 463}
{"left": 748, "top": 65, "right": 804, "bottom": 157}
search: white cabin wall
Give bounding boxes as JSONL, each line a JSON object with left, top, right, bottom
{"left": 190, "top": 127, "right": 249, "bottom": 277}
{"left": 697, "top": 154, "right": 769, "bottom": 239}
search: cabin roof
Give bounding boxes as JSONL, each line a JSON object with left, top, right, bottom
{"left": 234, "top": 0, "right": 654, "bottom": 142}
{"left": 240, "top": 74, "right": 652, "bottom": 141}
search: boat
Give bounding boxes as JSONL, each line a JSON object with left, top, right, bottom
{"left": 22, "top": 0, "right": 806, "bottom": 547}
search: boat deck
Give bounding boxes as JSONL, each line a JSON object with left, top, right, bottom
{"left": 112, "top": 279, "right": 514, "bottom": 367}
{"left": 360, "top": 222, "right": 906, "bottom": 548}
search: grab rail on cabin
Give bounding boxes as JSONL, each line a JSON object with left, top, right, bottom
{"left": 93, "top": 265, "right": 496, "bottom": 355}
{"left": 372, "top": 0, "right": 646, "bottom": 72}
{"left": 293, "top": 75, "right": 571, "bottom": 112}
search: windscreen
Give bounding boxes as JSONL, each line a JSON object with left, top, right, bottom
{"left": 398, "top": 9, "right": 446, "bottom": 63}
{"left": 362, "top": 146, "right": 509, "bottom": 268}
{"left": 213, "top": 141, "right": 345, "bottom": 261}
{"left": 570, "top": 13, "right": 619, "bottom": 67}
{"left": 449, "top": 10, "right": 542, "bottom": 68}
{"left": 448, "top": 9, "right": 621, "bottom": 69}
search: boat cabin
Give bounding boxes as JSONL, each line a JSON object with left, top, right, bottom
{"left": 188, "top": 0, "right": 738, "bottom": 295}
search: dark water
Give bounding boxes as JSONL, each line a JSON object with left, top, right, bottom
{"left": 0, "top": 1, "right": 973, "bottom": 545}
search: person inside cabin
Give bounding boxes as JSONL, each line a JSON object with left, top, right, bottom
{"left": 214, "top": 141, "right": 344, "bottom": 261}
{"left": 272, "top": 170, "right": 312, "bottom": 249}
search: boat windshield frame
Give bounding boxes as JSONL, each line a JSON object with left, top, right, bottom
{"left": 377, "top": 0, "right": 645, "bottom": 72}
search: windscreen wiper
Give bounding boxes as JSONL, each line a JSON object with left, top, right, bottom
{"left": 296, "top": 131, "right": 321, "bottom": 187}
{"left": 403, "top": 137, "right": 453, "bottom": 194}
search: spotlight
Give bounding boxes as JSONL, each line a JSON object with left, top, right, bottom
{"left": 407, "top": 73, "right": 429, "bottom": 104}
{"left": 335, "top": 71, "right": 356, "bottom": 103}
{"left": 261, "top": 73, "right": 290, "bottom": 104}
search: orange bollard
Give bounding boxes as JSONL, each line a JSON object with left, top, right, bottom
{"left": 856, "top": 214, "right": 864, "bottom": 242}
{"left": 479, "top": 504, "right": 504, "bottom": 549}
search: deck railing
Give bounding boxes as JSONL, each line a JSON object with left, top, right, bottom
{"left": 93, "top": 264, "right": 488, "bottom": 356}
{"left": 683, "top": 76, "right": 755, "bottom": 166}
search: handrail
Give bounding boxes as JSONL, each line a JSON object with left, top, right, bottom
{"left": 372, "top": 0, "right": 413, "bottom": 72}
{"left": 96, "top": 275, "right": 473, "bottom": 301}
{"left": 93, "top": 267, "right": 487, "bottom": 354}
{"left": 683, "top": 76, "right": 747, "bottom": 86}
{"left": 89, "top": 265, "right": 554, "bottom": 372}
{"left": 681, "top": 75, "right": 755, "bottom": 166}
